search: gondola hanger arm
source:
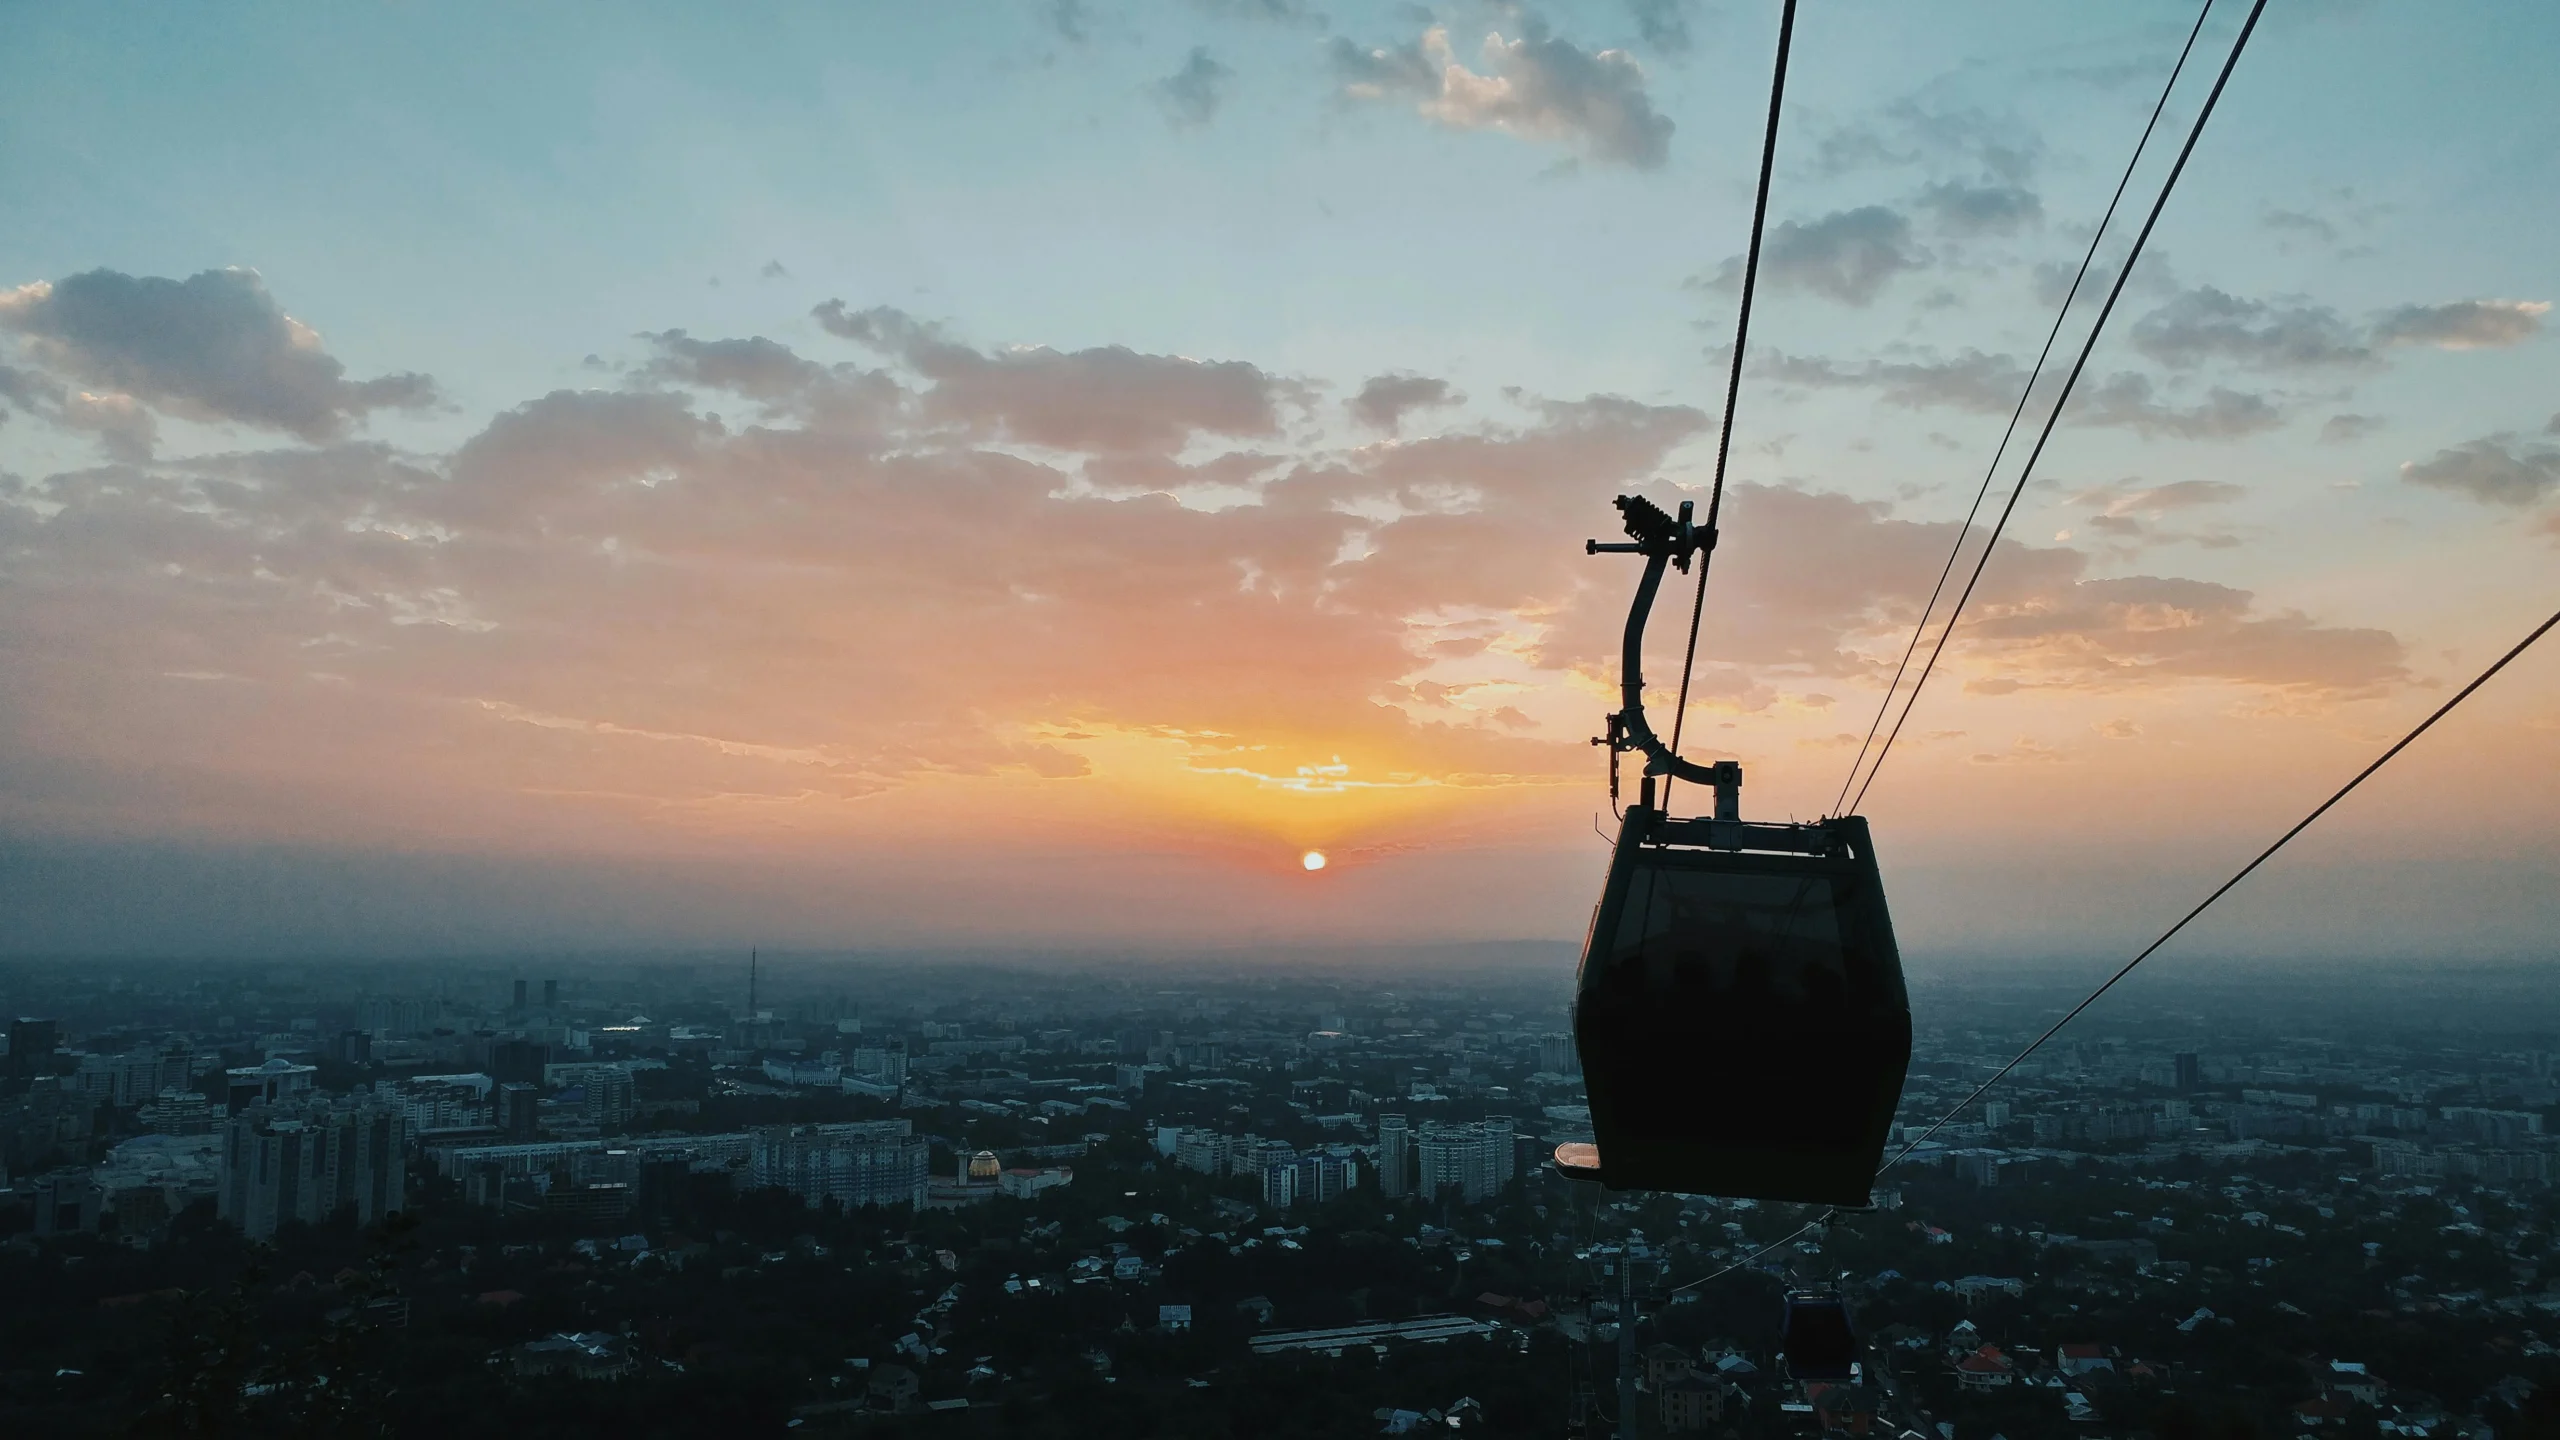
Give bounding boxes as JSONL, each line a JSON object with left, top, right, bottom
{"left": 1587, "top": 493, "right": 1740, "bottom": 809}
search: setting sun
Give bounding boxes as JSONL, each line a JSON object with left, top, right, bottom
{"left": 1301, "top": 851, "right": 1327, "bottom": 872}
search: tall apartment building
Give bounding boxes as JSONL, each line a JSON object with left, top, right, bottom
{"left": 544, "top": 1062, "right": 636, "bottom": 1128}
{"left": 1417, "top": 1117, "right": 1516, "bottom": 1206}
{"left": 382, "top": 1073, "right": 496, "bottom": 1132}
{"left": 218, "top": 1098, "right": 408, "bottom": 1241}
{"left": 849, "top": 1042, "right": 908, "bottom": 1087}
{"left": 1176, "top": 1128, "right": 1238, "bottom": 1177}
{"left": 1376, "top": 1114, "right": 1412, "bottom": 1197}
{"left": 1251, "top": 1140, "right": 1299, "bottom": 1208}
{"left": 1539, "top": 1033, "right": 1580, "bottom": 1077}
{"left": 751, "top": 1120, "right": 928, "bottom": 1211}
{"left": 8, "top": 1017, "right": 61, "bottom": 1077}
{"left": 1296, "top": 1146, "right": 1360, "bottom": 1206}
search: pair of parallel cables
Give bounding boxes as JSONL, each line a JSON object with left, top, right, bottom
{"left": 1661, "top": 0, "right": 2560, "bottom": 1294}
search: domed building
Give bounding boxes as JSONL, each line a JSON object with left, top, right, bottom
{"left": 926, "top": 1147, "right": 1005, "bottom": 1208}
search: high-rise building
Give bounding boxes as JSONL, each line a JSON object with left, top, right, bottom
{"left": 751, "top": 1120, "right": 927, "bottom": 1211}
{"left": 357, "top": 997, "right": 432, "bottom": 1040}
{"left": 8, "top": 1017, "right": 60, "bottom": 1079}
{"left": 138, "top": 1089, "right": 218, "bottom": 1136}
{"left": 32, "top": 1168, "right": 101, "bottom": 1236}
{"left": 498, "top": 1081, "right": 541, "bottom": 1140}
{"left": 543, "top": 979, "right": 560, "bottom": 1011}
{"left": 73, "top": 1044, "right": 196, "bottom": 1107}
{"left": 383, "top": 1074, "right": 496, "bottom": 1132}
{"left": 512, "top": 979, "right": 529, "bottom": 1012}
{"left": 491, "top": 1040, "right": 549, "bottom": 1087}
{"left": 2174, "top": 1052, "right": 2202, "bottom": 1093}
{"left": 849, "top": 1042, "right": 908, "bottom": 1088}
{"left": 545, "top": 1062, "right": 635, "bottom": 1128}
{"left": 218, "top": 1098, "right": 407, "bottom": 1240}
{"left": 1253, "top": 1141, "right": 1298, "bottom": 1208}
{"left": 1539, "top": 1033, "right": 1580, "bottom": 1077}
{"left": 1417, "top": 1118, "right": 1516, "bottom": 1206}
{"left": 1296, "top": 1146, "right": 1359, "bottom": 1205}
{"left": 1176, "top": 1129, "right": 1235, "bottom": 1177}
{"left": 1376, "top": 1114, "right": 1412, "bottom": 1197}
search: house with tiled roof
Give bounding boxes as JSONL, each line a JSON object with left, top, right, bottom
{"left": 1956, "top": 1345, "right": 2016, "bottom": 1391}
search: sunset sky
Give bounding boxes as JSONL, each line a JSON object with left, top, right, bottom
{"left": 2, "top": 1, "right": 2555, "bottom": 960}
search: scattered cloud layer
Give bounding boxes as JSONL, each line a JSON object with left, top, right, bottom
{"left": 1330, "top": 22, "right": 1673, "bottom": 168}
{"left": 2131, "top": 288, "right": 2546, "bottom": 371}
{"left": 0, "top": 269, "right": 2415, "bottom": 858}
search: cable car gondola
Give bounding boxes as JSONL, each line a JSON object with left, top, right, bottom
{"left": 1555, "top": 494, "right": 1911, "bottom": 1205}
{"left": 1781, "top": 1291, "right": 1859, "bottom": 1381}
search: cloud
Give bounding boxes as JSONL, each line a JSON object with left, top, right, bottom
{"left": 1047, "top": 0, "right": 1090, "bottom": 43}
{"left": 814, "top": 301, "right": 1297, "bottom": 453}
{"left": 1761, "top": 344, "right": 2278, "bottom": 443}
{"left": 2399, "top": 437, "right": 2560, "bottom": 508}
{"left": 1762, "top": 343, "right": 2282, "bottom": 442}
{"left": 2072, "top": 374, "right": 2282, "bottom": 441}
{"left": 1960, "top": 574, "right": 2405, "bottom": 698}
{"left": 60, "top": 390, "right": 158, "bottom": 462}
{"left": 2128, "top": 288, "right": 2545, "bottom": 372}
{"left": 1154, "top": 47, "right": 1235, "bottom": 128}
{"left": 2320, "top": 413, "right": 2383, "bottom": 443}
{"left": 1811, "top": 101, "right": 2040, "bottom": 185}
{"left": 2069, "top": 478, "right": 2245, "bottom": 547}
{"left": 1329, "top": 22, "right": 1673, "bottom": 169}
{"left": 1746, "top": 207, "right": 1921, "bottom": 305}
{"left": 2260, "top": 208, "right": 2337, "bottom": 245}
{"left": 1759, "top": 348, "right": 2026, "bottom": 414}
{"left": 1914, "top": 181, "right": 2042, "bottom": 235}
{"left": 2128, "top": 286, "right": 2373, "bottom": 371}
{"left": 1349, "top": 373, "right": 1461, "bottom": 432}
{"left": 1625, "top": 0, "right": 1698, "bottom": 53}
{"left": 1970, "top": 737, "right": 2065, "bottom": 765}
{"left": 639, "top": 329, "right": 829, "bottom": 402}
{"left": 2071, "top": 479, "right": 2245, "bottom": 516}
{"left": 1190, "top": 0, "right": 1319, "bottom": 21}
{"left": 2370, "top": 299, "right": 2549, "bottom": 351}
{"left": 0, "top": 361, "right": 64, "bottom": 417}
{"left": 0, "top": 268, "right": 434, "bottom": 441}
